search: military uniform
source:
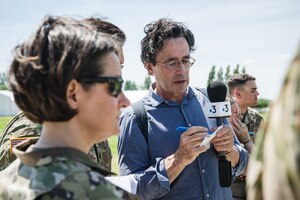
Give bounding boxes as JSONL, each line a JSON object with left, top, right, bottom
{"left": 232, "top": 107, "right": 263, "bottom": 200}
{"left": 242, "top": 107, "right": 263, "bottom": 142}
{"left": 0, "top": 138, "right": 136, "bottom": 200}
{"left": 0, "top": 112, "right": 112, "bottom": 171}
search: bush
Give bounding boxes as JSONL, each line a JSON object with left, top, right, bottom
{"left": 0, "top": 84, "right": 7, "bottom": 90}
{"left": 256, "top": 98, "right": 271, "bottom": 108}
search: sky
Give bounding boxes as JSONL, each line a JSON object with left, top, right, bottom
{"left": 1, "top": 0, "right": 300, "bottom": 100}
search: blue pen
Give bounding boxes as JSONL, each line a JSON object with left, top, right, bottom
{"left": 176, "top": 126, "right": 213, "bottom": 134}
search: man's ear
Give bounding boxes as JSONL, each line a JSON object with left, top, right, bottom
{"left": 234, "top": 88, "right": 242, "bottom": 99}
{"left": 144, "top": 62, "right": 154, "bottom": 76}
{"left": 66, "top": 79, "right": 80, "bottom": 109}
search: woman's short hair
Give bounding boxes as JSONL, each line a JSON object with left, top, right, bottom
{"left": 84, "top": 17, "right": 126, "bottom": 47}
{"left": 9, "top": 16, "right": 118, "bottom": 123}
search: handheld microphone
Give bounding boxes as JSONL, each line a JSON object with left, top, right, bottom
{"left": 207, "top": 81, "right": 231, "bottom": 125}
{"left": 207, "top": 81, "right": 232, "bottom": 187}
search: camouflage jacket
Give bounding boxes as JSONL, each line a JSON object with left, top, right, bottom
{"left": 0, "top": 112, "right": 112, "bottom": 171}
{"left": 242, "top": 107, "right": 263, "bottom": 143}
{"left": 0, "top": 138, "right": 137, "bottom": 200}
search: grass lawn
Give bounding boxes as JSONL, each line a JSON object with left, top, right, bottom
{"left": 0, "top": 116, "right": 12, "bottom": 134}
{"left": 108, "top": 136, "right": 119, "bottom": 174}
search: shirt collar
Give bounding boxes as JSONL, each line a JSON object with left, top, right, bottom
{"left": 241, "top": 108, "right": 250, "bottom": 124}
{"left": 144, "top": 82, "right": 196, "bottom": 107}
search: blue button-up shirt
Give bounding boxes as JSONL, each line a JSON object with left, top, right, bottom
{"left": 118, "top": 85, "right": 248, "bottom": 200}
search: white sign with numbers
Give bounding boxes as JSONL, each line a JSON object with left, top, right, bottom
{"left": 205, "top": 101, "right": 232, "bottom": 118}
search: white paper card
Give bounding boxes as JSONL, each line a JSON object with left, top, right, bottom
{"left": 200, "top": 125, "right": 224, "bottom": 148}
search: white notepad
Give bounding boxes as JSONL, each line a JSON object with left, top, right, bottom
{"left": 200, "top": 125, "right": 224, "bottom": 149}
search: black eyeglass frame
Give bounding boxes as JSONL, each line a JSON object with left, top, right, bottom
{"left": 78, "top": 76, "right": 124, "bottom": 97}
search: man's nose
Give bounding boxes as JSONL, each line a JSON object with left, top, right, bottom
{"left": 175, "top": 62, "right": 188, "bottom": 74}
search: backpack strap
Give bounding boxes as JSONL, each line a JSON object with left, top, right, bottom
{"left": 195, "top": 87, "right": 208, "bottom": 99}
{"left": 0, "top": 112, "right": 25, "bottom": 146}
{"left": 131, "top": 101, "right": 148, "bottom": 144}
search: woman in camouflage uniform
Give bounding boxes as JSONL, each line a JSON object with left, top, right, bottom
{"left": 247, "top": 46, "right": 300, "bottom": 200}
{"left": 0, "top": 17, "right": 127, "bottom": 172}
{"left": 0, "top": 16, "right": 135, "bottom": 199}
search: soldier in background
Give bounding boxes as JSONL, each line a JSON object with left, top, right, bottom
{"left": 247, "top": 45, "right": 300, "bottom": 200}
{"left": 227, "top": 74, "right": 264, "bottom": 200}
{"left": 0, "top": 15, "right": 135, "bottom": 199}
{"left": 228, "top": 97, "right": 254, "bottom": 154}
{"left": 228, "top": 74, "right": 263, "bottom": 142}
{"left": 0, "top": 17, "right": 126, "bottom": 172}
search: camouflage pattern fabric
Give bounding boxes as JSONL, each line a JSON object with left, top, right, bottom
{"left": 0, "top": 139, "right": 137, "bottom": 200}
{"left": 242, "top": 107, "right": 263, "bottom": 143}
{"left": 0, "top": 112, "right": 112, "bottom": 171}
{"left": 247, "top": 47, "right": 300, "bottom": 200}
{"left": 89, "top": 140, "right": 112, "bottom": 171}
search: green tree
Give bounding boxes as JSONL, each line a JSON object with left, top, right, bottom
{"left": 217, "top": 67, "right": 224, "bottom": 82}
{"left": 124, "top": 80, "right": 138, "bottom": 90}
{"left": 224, "top": 65, "right": 231, "bottom": 82}
{"left": 0, "top": 84, "right": 6, "bottom": 90}
{"left": 256, "top": 98, "right": 271, "bottom": 108}
{"left": 0, "top": 72, "right": 7, "bottom": 90}
{"left": 233, "top": 64, "right": 240, "bottom": 74}
{"left": 143, "top": 75, "right": 151, "bottom": 90}
{"left": 207, "top": 65, "right": 216, "bottom": 86}
{"left": 0, "top": 73, "right": 4, "bottom": 84}
{"left": 242, "top": 66, "right": 246, "bottom": 74}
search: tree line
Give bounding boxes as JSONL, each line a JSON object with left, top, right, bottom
{"left": 206, "top": 64, "right": 270, "bottom": 108}
{"left": 207, "top": 64, "right": 246, "bottom": 86}
{"left": 0, "top": 71, "right": 150, "bottom": 91}
{"left": 124, "top": 65, "right": 247, "bottom": 91}
{"left": 124, "top": 75, "right": 151, "bottom": 90}
{"left": 0, "top": 68, "right": 270, "bottom": 108}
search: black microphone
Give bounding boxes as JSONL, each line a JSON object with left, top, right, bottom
{"left": 207, "top": 81, "right": 232, "bottom": 187}
{"left": 207, "top": 81, "right": 228, "bottom": 126}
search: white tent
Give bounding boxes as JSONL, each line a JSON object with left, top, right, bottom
{"left": 123, "top": 90, "right": 148, "bottom": 103}
{"left": 0, "top": 90, "right": 20, "bottom": 116}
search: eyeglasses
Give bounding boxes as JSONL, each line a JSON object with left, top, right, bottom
{"left": 78, "top": 76, "right": 124, "bottom": 97}
{"left": 157, "top": 57, "right": 195, "bottom": 71}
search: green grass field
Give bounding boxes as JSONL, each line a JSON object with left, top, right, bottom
{"left": 107, "top": 136, "right": 119, "bottom": 174}
{"left": 0, "top": 116, "right": 12, "bottom": 133}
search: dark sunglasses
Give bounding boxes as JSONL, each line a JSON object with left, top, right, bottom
{"left": 78, "top": 76, "right": 124, "bottom": 97}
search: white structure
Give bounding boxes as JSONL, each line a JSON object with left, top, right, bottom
{"left": 0, "top": 90, "right": 20, "bottom": 116}
{"left": 123, "top": 90, "right": 148, "bottom": 103}
{"left": 0, "top": 90, "right": 148, "bottom": 116}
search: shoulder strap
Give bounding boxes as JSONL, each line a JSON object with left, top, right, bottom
{"left": 195, "top": 87, "right": 209, "bottom": 99}
{"left": 0, "top": 112, "right": 23, "bottom": 146}
{"left": 131, "top": 101, "right": 148, "bottom": 144}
